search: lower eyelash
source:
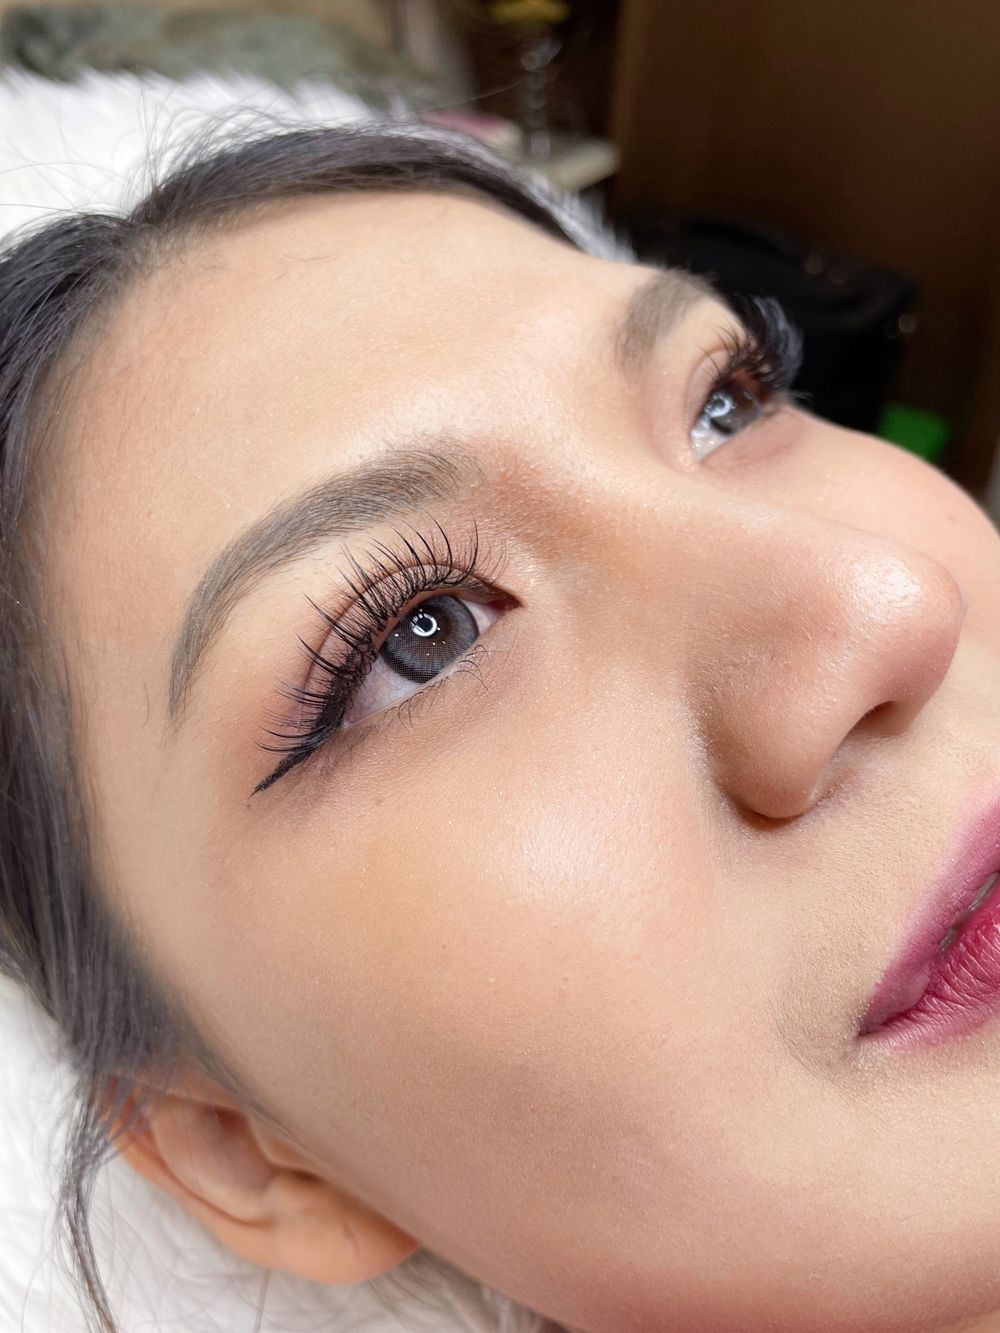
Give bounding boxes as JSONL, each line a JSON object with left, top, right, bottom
{"left": 253, "top": 519, "right": 506, "bottom": 793}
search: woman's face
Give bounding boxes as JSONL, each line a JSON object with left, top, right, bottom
{"left": 41, "top": 189, "right": 1000, "bottom": 1332}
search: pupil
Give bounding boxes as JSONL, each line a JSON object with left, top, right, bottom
{"left": 411, "top": 611, "right": 437, "bottom": 638}
{"left": 380, "top": 595, "right": 479, "bottom": 684}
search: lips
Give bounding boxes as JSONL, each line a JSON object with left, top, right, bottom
{"left": 859, "top": 792, "right": 1000, "bottom": 1042}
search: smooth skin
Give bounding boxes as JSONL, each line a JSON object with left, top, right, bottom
{"left": 34, "top": 189, "right": 1000, "bottom": 1332}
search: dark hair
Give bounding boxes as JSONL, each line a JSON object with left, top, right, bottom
{"left": 0, "top": 113, "right": 620, "bottom": 1333}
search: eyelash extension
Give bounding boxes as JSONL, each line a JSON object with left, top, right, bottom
{"left": 711, "top": 294, "right": 805, "bottom": 407}
{"left": 253, "top": 518, "right": 506, "bottom": 795}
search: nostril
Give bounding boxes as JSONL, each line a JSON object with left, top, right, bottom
{"left": 729, "top": 799, "right": 800, "bottom": 833}
{"left": 854, "top": 699, "right": 907, "bottom": 737}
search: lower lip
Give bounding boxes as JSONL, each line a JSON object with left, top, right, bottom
{"left": 860, "top": 883, "right": 1000, "bottom": 1051}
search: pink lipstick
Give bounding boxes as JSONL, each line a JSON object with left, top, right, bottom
{"left": 859, "top": 791, "right": 1000, "bottom": 1050}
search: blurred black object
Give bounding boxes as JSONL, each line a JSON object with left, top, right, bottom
{"left": 622, "top": 210, "right": 918, "bottom": 433}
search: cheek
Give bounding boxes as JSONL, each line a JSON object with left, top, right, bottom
{"left": 191, "top": 703, "right": 796, "bottom": 1289}
{"left": 183, "top": 703, "right": 708, "bottom": 1161}
{"left": 216, "top": 712, "right": 705, "bottom": 1097}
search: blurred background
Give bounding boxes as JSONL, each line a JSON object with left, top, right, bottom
{"left": 1, "top": 0, "right": 997, "bottom": 515}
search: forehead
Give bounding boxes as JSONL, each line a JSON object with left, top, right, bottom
{"left": 50, "top": 189, "right": 626, "bottom": 533}
{"left": 46, "top": 188, "right": 627, "bottom": 634}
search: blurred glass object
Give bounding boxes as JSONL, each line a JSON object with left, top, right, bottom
{"left": 453, "top": 0, "right": 574, "bottom": 162}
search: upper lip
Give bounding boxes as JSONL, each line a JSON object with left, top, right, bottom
{"left": 859, "top": 788, "right": 1000, "bottom": 1035}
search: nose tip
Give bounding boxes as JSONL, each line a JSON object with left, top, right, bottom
{"left": 857, "top": 549, "right": 967, "bottom": 726}
{"left": 696, "top": 538, "right": 967, "bottom": 823}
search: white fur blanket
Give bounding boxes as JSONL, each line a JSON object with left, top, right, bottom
{"left": 0, "top": 66, "right": 556, "bottom": 1333}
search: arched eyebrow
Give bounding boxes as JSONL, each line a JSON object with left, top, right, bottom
{"left": 166, "top": 442, "right": 484, "bottom": 727}
{"left": 167, "top": 268, "right": 712, "bottom": 729}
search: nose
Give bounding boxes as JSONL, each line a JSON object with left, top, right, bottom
{"left": 683, "top": 504, "right": 967, "bottom": 821}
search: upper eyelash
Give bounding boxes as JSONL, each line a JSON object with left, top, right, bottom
{"left": 710, "top": 294, "right": 804, "bottom": 404}
{"left": 252, "top": 518, "right": 506, "bottom": 794}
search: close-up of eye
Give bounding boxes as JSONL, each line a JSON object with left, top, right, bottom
{"left": 252, "top": 526, "right": 513, "bottom": 793}
{"left": 688, "top": 298, "right": 804, "bottom": 461}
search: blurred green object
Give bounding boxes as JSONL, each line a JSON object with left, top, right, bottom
{"left": 876, "top": 402, "right": 950, "bottom": 464}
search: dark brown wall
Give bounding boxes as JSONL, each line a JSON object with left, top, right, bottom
{"left": 610, "top": 0, "right": 1000, "bottom": 490}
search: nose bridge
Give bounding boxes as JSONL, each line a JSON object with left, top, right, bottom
{"left": 616, "top": 488, "right": 967, "bottom": 821}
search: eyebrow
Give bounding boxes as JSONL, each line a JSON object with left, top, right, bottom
{"left": 614, "top": 267, "right": 717, "bottom": 376}
{"left": 166, "top": 443, "right": 483, "bottom": 724}
{"left": 167, "top": 268, "right": 715, "bottom": 726}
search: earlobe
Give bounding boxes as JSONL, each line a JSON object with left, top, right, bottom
{"left": 108, "top": 1080, "right": 420, "bottom": 1284}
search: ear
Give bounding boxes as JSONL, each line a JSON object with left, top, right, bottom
{"left": 106, "top": 1068, "right": 420, "bottom": 1285}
